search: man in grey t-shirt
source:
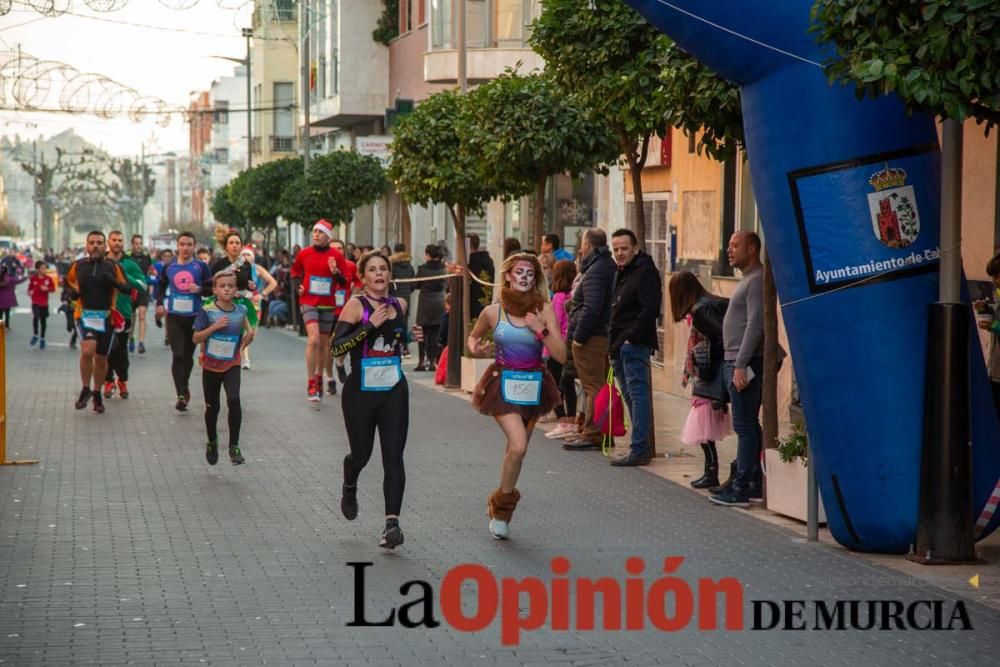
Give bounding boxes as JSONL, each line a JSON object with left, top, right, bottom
{"left": 710, "top": 230, "right": 765, "bottom": 507}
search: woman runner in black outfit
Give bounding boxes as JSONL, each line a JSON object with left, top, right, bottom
{"left": 329, "top": 251, "right": 410, "bottom": 549}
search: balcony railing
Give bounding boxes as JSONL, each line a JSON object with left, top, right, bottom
{"left": 270, "top": 136, "right": 295, "bottom": 153}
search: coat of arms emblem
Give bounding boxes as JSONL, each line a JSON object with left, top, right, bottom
{"left": 867, "top": 163, "right": 919, "bottom": 249}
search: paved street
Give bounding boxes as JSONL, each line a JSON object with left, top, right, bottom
{"left": 1, "top": 295, "right": 999, "bottom": 665}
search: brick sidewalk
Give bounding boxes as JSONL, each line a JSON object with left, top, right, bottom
{"left": 1, "top": 289, "right": 998, "bottom": 665}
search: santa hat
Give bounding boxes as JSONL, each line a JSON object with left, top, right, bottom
{"left": 240, "top": 245, "right": 255, "bottom": 259}
{"left": 313, "top": 219, "right": 334, "bottom": 239}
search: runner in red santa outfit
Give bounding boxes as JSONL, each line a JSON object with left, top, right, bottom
{"left": 290, "top": 219, "right": 352, "bottom": 402}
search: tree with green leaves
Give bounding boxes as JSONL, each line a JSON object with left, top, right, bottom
{"left": 811, "top": 0, "right": 1000, "bottom": 130}
{"left": 530, "top": 0, "right": 744, "bottom": 244}
{"left": 280, "top": 150, "right": 386, "bottom": 229}
{"left": 388, "top": 89, "right": 497, "bottom": 268}
{"left": 237, "top": 157, "right": 303, "bottom": 245}
{"left": 210, "top": 182, "right": 243, "bottom": 229}
{"left": 461, "top": 69, "right": 620, "bottom": 251}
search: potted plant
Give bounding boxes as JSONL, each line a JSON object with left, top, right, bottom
{"left": 764, "top": 422, "right": 826, "bottom": 523}
{"left": 461, "top": 321, "right": 494, "bottom": 393}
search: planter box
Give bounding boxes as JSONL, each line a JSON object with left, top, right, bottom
{"left": 461, "top": 356, "right": 493, "bottom": 393}
{"left": 764, "top": 449, "right": 826, "bottom": 524}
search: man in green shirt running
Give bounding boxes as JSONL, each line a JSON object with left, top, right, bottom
{"left": 104, "top": 230, "right": 148, "bottom": 399}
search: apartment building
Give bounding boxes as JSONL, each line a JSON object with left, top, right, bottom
{"left": 251, "top": 0, "right": 299, "bottom": 164}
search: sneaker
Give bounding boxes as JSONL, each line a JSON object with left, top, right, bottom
{"left": 39, "top": 339, "right": 46, "bottom": 350}
{"left": 341, "top": 484, "right": 358, "bottom": 520}
{"left": 748, "top": 485, "right": 764, "bottom": 503}
{"left": 327, "top": 380, "right": 337, "bottom": 396}
{"left": 92, "top": 393, "right": 105, "bottom": 414}
{"left": 128, "top": 337, "right": 135, "bottom": 353}
{"left": 175, "top": 395, "right": 188, "bottom": 412}
{"left": 709, "top": 489, "right": 750, "bottom": 507}
{"left": 337, "top": 365, "right": 348, "bottom": 383}
{"left": 379, "top": 521, "right": 404, "bottom": 549}
{"left": 75, "top": 387, "right": 92, "bottom": 410}
{"left": 488, "top": 518, "right": 510, "bottom": 540}
{"left": 30, "top": 335, "right": 38, "bottom": 346}
{"left": 545, "top": 423, "right": 577, "bottom": 439}
{"left": 117, "top": 380, "right": 129, "bottom": 399}
{"left": 413, "top": 364, "right": 427, "bottom": 372}
{"left": 137, "top": 342, "right": 146, "bottom": 354}
{"left": 206, "top": 439, "right": 219, "bottom": 465}
{"left": 103, "top": 381, "right": 116, "bottom": 399}
{"left": 69, "top": 339, "right": 77, "bottom": 349}
{"left": 229, "top": 444, "right": 245, "bottom": 465}
{"left": 307, "top": 380, "right": 321, "bottom": 403}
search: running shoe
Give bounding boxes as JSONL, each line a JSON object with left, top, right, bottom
{"left": 709, "top": 489, "right": 750, "bottom": 508}
{"left": 103, "top": 381, "right": 116, "bottom": 399}
{"left": 337, "top": 365, "right": 348, "bottom": 383}
{"left": 175, "top": 395, "right": 188, "bottom": 412}
{"left": 489, "top": 518, "right": 510, "bottom": 540}
{"left": 229, "top": 444, "right": 245, "bottom": 465}
{"left": 341, "top": 484, "right": 358, "bottom": 520}
{"left": 137, "top": 342, "right": 145, "bottom": 354}
{"left": 75, "top": 387, "right": 92, "bottom": 410}
{"left": 307, "top": 379, "right": 321, "bottom": 403}
{"left": 30, "top": 335, "right": 38, "bottom": 346}
{"left": 117, "top": 380, "right": 129, "bottom": 399}
{"left": 544, "top": 423, "right": 577, "bottom": 439}
{"left": 327, "top": 379, "right": 337, "bottom": 396}
{"left": 379, "top": 520, "right": 404, "bottom": 549}
{"left": 128, "top": 337, "right": 135, "bottom": 353}
{"left": 92, "top": 393, "right": 105, "bottom": 414}
{"left": 39, "top": 339, "right": 46, "bottom": 350}
{"left": 206, "top": 439, "right": 219, "bottom": 466}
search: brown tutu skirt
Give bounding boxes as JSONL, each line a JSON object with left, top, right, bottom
{"left": 472, "top": 362, "right": 561, "bottom": 422}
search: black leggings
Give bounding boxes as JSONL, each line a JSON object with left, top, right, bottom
{"left": 166, "top": 315, "right": 197, "bottom": 395}
{"left": 32, "top": 313, "right": 47, "bottom": 338}
{"left": 106, "top": 319, "right": 131, "bottom": 382}
{"left": 0, "top": 309, "right": 9, "bottom": 327}
{"left": 203, "top": 367, "right": 242, "bottom": 445}
{"left": 417, "top": 324, "right": 441, "bottom": 365}
{"left": 342, "top": 375, "right": 409, "bottom": 516}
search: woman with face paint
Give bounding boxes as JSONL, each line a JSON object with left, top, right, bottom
{"left": 329, "top": 251, "right": 410, "bottom": 549}
{"left": 467, "top": 252, "right": 566, "bottom": 539}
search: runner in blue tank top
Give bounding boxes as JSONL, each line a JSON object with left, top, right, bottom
{"left": 467, "top": 252, "right": 565, "bottom": 540}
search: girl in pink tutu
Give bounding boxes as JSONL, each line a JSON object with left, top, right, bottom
{"left": 669, "top": 272, "right": 732, "bottom": 488}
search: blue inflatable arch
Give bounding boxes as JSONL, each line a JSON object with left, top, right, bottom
{"left": 622, "top": 0, "right": 1000, "bottom": 553}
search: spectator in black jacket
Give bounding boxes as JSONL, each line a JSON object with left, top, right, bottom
{"left": 607, "top": 228, "right": 663, "bottom": 466}
{"left": 563, "top": 228, "right": 617, "bottom": 450}
{"left": 467, "top": 233, "right": 494, "bottom": 317}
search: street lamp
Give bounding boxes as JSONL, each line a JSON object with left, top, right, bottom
{"left": 243, "top": 27, "right": 253, "bottom": 169}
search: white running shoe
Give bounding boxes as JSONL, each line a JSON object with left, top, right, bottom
{"left": 545, "top": 424, "right": 576, "bottom": 439}
{"left": 489, "top": 518, "right": 509, "bottom": 540}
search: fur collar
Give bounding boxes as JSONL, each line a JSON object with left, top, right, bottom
{"left": 500, "top": 286, "right": 545, "bottom": 318}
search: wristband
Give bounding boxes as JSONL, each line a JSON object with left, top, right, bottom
{"left": 534, "top": 327, "right": 549, "bottom": 341}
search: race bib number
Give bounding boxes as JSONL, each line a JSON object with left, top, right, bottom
{"left": 361, "top": 356, "right": 402, "bottom": 392}
{"left": 170, "top": 294, "right": 195, "bottom": 314}
{"left": 501, "top": 370, "right": 542, "bottom": 406}
{"left": 335, "top": 289, "right": 347, "bottom": 307}
{"left": 309, "top": 276, "right": 333, "bottom": 296}
{"left": 206, "top": 333, "right": 240, "bottom": 361}
{"left": 81, "top": 309, "right": 108, "bottom": 333}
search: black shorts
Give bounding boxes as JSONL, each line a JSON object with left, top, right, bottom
{"left": 75, "top": 318, "right": 116, "bottom": 356}
{"left": 134, "top": 290, "right": 149, "bottom": 309}
{"left": 31, "top": 304, "right": 49, "bottom": 319}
